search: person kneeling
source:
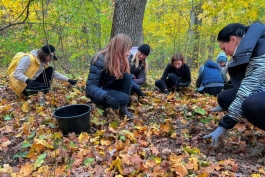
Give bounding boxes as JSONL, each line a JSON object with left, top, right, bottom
{"left": 155, "top": 52, "right": 191, "bottom": 94}
{"left": 7, "top": 44, "right": 77, "bottom": 97}
{"left": 85, "top": 34, "right": 134, "bottom": 120}
{"left": 196, "top": 59, "right": 225, "bottom": 96}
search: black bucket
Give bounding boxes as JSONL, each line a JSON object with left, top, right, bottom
{"left": 53, "top": 104, "right": 91, "bottom": 135}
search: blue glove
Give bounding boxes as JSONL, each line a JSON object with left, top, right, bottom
{"left": 203, "top": 126, "right": 227, "bottom": 147}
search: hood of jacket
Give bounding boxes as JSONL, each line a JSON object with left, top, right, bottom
{"left": 204, "top": 60, "right": 219, "bottom": 69}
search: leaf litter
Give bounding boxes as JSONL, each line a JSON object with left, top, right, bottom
{"left": 0, "top": 72, "right": 264, "bottom": 176}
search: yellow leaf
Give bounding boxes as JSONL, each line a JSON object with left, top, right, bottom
{"left": 20, "top": 163, "right": 33, "bottom": 176}
{"left": 100, "top": 139, "right": 111, "bottom": 146}
{"left": 171, "top": 132, "right": 177, "bottom": 138}
{"left": 108, "top": 156, "right": 123, "bottom": 174}
{"left": 197, "top": 172, "right": 209, "bottom": 177}
{"left": 153, "top": 156, "right": 162, "bottom": 164}
{"left": 251, "top": 174, "right": 261, "bottom": 177}
{"left": 22, "top": 102, "right": 29, "bottom": 112}
{"left": 187, "top": 157, "right": 199, "bottom": 170}
{"left": 73, "top": 88, "right": 82, "bottom": 94}
{"left": 78, "top": 132, "right": 89, "bottom": 143}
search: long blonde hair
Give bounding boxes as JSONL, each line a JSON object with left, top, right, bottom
{"left": 93, "top": 34, "right": 132, "bottom": 79}
{"left": 131, "top": 51, "right": 148, "bottom": 73}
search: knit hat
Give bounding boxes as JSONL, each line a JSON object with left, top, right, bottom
{"left": 216, "top": 51, "right": 227, "bottom": 63}
{"left": 41, "top": 44, "right": 58, "bottom": 60}
{"left": 138, "top": 44, "right": 150, "bottom": 56}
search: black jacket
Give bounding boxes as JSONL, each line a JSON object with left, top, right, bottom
{"left": 160, "top": 63, "right": 191, "bottom": 90}
{"left": 85, "top": 54, "right": 115, "bottom": 103}
{"left": 229, "top": 23, "right": 265, "bottom": 89}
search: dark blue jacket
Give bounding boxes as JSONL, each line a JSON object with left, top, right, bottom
{"left": 201, "top": 60, "right": 224, "bottom": 85}
{"left": 85, "top": 54, "right": 115, "bottom": 103}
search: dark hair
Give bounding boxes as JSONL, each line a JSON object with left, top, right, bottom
{"left": 170, "top": 52, "right": 185, "bottom": 66}
{"left": 37, "top": 50, "right": 49, "bottom": 62}
{"left": 217, "top": 23, "right": 247, "bottom": 42}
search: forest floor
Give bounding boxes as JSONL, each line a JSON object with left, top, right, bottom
{"left": 0, "top": 69, "right": 265, "bottom": 177}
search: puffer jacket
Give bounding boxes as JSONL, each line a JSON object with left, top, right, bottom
{"left": 85, "top": 54, "right": 115, "bottom": 103}
{"left": 201, "top": 60, "right": 224, "bottom": 85}
{"left": 229, "top": 22, "right": 265, "bottom": 89}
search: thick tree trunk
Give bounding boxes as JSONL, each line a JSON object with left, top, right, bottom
{"left": 111, "top": 0, "right": 147, "bottom": 46}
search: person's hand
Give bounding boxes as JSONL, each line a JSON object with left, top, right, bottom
{"left": 203, "top": 126, "right": 227, "bottom": 147}
{"left": 26, "top": 79, "right": 34, "bottom": 87}
{"left": 163, "top": 89, "right": 169, "bottom": 94}
{"left": 68, "top": 79, "right": 77, "bottom": 85}
{"left": 104, "top": 94, "right": 120, "bottom": 110}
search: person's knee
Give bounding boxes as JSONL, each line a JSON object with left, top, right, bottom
{"left": 155, "top": 80, "right": 160, "bottom": 87}
{"left": 168, "top": 73, "right": 177, "bottom": 80}
{"left": 118, "top": 94, "right": 130, "bottom": 106}
{"left": 242, "top": 97, "right": 254, "bottom": 121}
{"left": 217, "top": 91, "right": 226, "bottom": 106}
{"left": 123, "top": 73, "right": 131, "bottom": 81}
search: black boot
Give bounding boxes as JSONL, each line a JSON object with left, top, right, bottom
{"left": 137, "top": 89, "right": 145, "bottom": 98}
{"left": 119, "top": 106, "right": 134, "bottom": 120}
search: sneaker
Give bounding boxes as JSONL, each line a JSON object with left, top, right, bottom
{"left": 119, "top": 106, "right": 134, "bottom": 120}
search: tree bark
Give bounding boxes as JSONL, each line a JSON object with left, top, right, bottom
{"left": 111, "top": 0, "right": 147, "bottom": 46}
{"left": 190, "top": 2, "right": 202, "bottom": 67}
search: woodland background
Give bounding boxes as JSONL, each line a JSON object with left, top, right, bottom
{"left": 1, "top": 0, "right": 265, "bottom": 70}
{"left": 1, "top": 0, "right": 265, "bottom": 177}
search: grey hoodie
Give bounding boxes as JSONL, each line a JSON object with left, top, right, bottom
{"left": 13, "top": 50, "right": 69, "bottom": 83}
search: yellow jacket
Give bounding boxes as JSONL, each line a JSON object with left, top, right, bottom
{"left": 7, "top": 52, "right": 47, "bottom": 97}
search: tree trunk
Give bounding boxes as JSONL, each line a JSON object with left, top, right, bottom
{"left": 207, "top": 17, "right": 217, "bottom": 60}
{"left": 111, "top": 0, "right": 147, "bottom": 46}
{"left": 191, "top": 2, "right": 203, "bottom": 68}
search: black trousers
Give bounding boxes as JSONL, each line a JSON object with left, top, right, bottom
{"left": 218, "top": 88, "right": 265, "bottom": 130}
{"left": 23, "top": 66, "right": 53, "bottom": 95}
{"left": 155, "top": 73, "right": 184, "bottom": 92}
{"left": 198, "top": 86, "right": 223, "bottom": 96}
{"left": 91, "top": 73, "right": 132, "bottom": 108}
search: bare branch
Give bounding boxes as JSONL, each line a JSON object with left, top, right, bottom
{"left": 0, "top": 22, "right": 40, "bottom": 31}
{"left": 0, "top": 0, "right": 35, "bottom": 31}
